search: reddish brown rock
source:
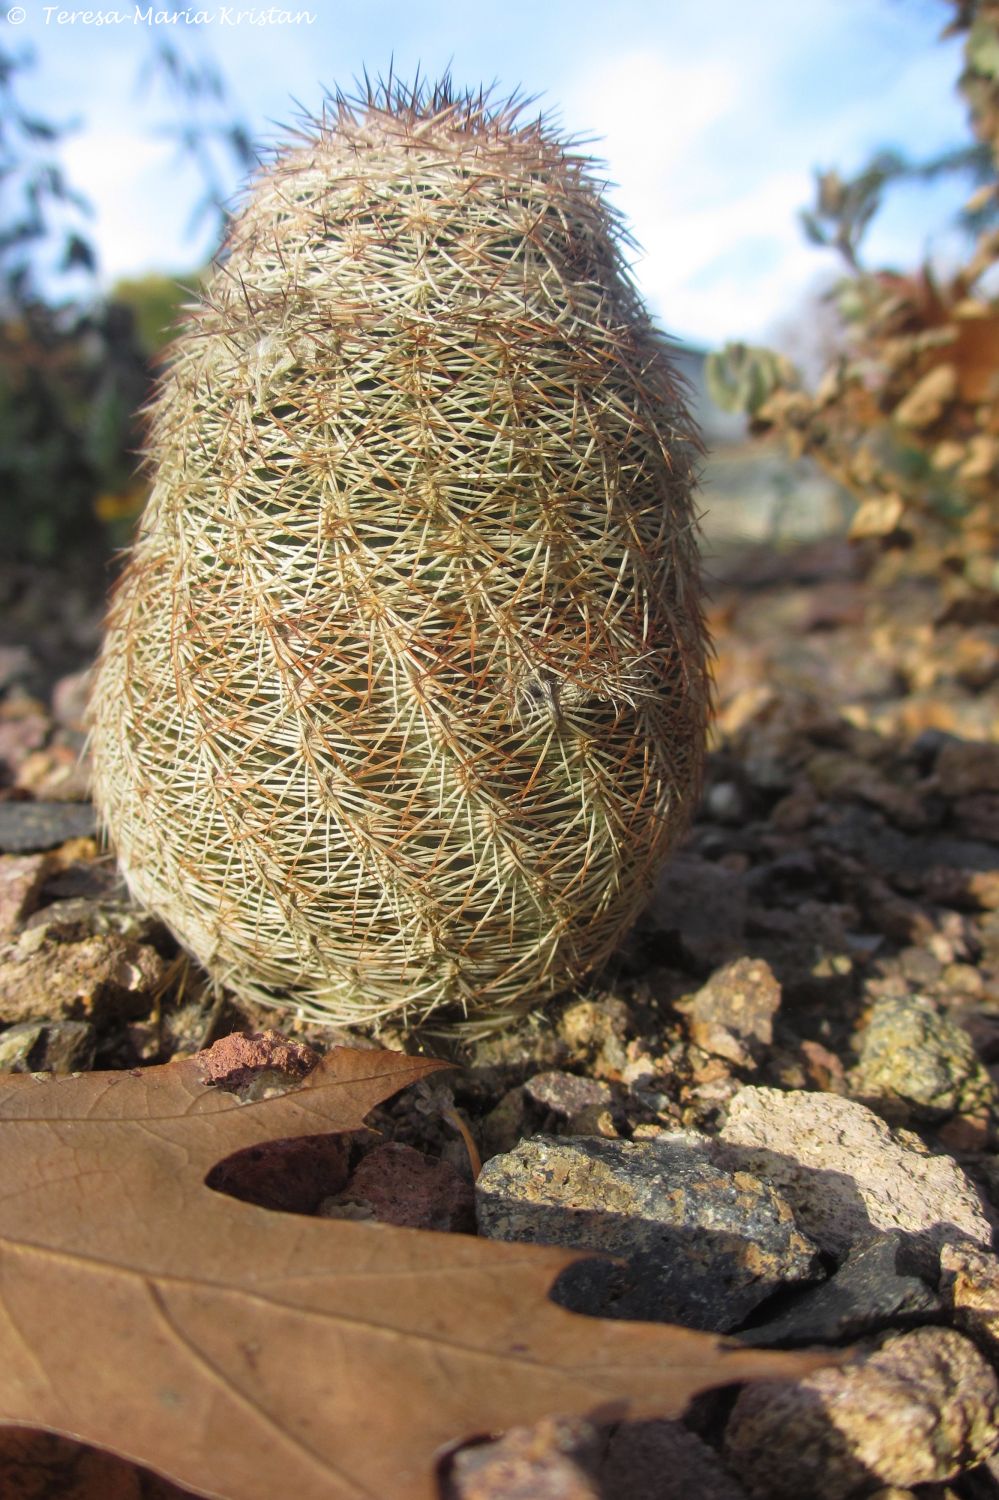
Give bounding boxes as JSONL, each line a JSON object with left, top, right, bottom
{"left": 688, "top": 957, "right": 781, "bottom": 1068}
{"left": 321, "top": 1141, "right": 475, "bottom": 1233}
{"left": 0, "top": 852, "right": 49, "bottom": 942}
{"left": 197, "top": 1028, "right": 321, "bottom": 1093}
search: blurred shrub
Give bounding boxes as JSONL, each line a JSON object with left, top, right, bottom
{"left": 0, "top": 34, "right": 250, "bottom": 563}
{"left": 707, "top": 0, "right": 999, "bottom": 597}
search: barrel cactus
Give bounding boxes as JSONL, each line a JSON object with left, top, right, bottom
{"left": 88, "top": 79, "right": 709, "bottom": 1033}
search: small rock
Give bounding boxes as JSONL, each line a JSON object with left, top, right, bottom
{"left": 724, "top": 1327, "right": 999, "bottom": 1500}
{"left": 480, "top": 1085, "right": 529, "bottom": 1158}
{"left": 646, "top": 855, "right": 748, "bottom": 970}
{"left": 557, "top": 995, "right": 631, "bottom": 1078}
{"left": 687, "top": 957, "right": 781, "bottom": 1068}
{"left": 51, "top": 668, "right": 92, "bottom": 730}
{"left": 197, "top": 1029, "right": 321, "bottom": 1094}
{"left": 445, "top": 1416, "right": 601, "bottom": 1500}
{"left": 798, "top": 1039, "right": 847, "bottom": 1094}
{"left": 15, "top": 742, "right": 91, "bottom": 801}
{"left": 599, "top": 1420, "right": 749, "bottom": 1500}
{"left": 806, "top": 750, "right": 926, "bottom": 829}
{"left": 936, "top": 740, "right": 999, "bottom": 799}
{"left": 718, "top": 1087, "right": 992, "bottom": 1258}
{"left": 0, "top": 801, "right": 96, "bottom": 853}
{"left": 320, "top": 1142, "right": 475, "bottom": 1232}
{"left": 940, "top": 1242, "right": 999, "bottom": 1357}
{"left": 0, "top": 646, "right": 34, "bottom": 691}
{"left": 523, "top": 1071, "right": 616, "bottom": 1135}
{"left": 0, "top": 1019, "right": 96, "bottom": 1073}
{"left": 0, "top": 929, "right": 167, "bottom": 1026}
{"left": 0, "top": 705, "right": 48, "bottom": 776}
{"left": 476, "top": 1133, "right": 819, "bottom": 1332}
{"left": 849, "top": 993, "right": 995, "bottom": 1121}
{"left": 0, "top": 853, "right": 49, "bottom": 941}
{"left": 738, "top": 1232, "right": 941, "bottom": 1347}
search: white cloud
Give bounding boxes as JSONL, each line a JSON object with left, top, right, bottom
{"left": 61, "top": 128, "right": 220, "bottom": 283}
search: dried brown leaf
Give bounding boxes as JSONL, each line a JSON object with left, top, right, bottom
{"left": 0, "top": 1047, "right": 832, "bottom": 1500}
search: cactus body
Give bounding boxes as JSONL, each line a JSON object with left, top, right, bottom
{"left": 88, "top": 83, "right": 709, "bottom": 1032}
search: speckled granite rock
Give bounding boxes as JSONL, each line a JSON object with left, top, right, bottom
{"left": 849, "top": 993, "right": 995, "bottom": 1121}
{"left": 724, "top": 1327, "right": 999, "bottom": 1499}
{"left": 717, "top": 1087, "right": 992, "bottom": 1257}
{"left": 737, "top": 1232, "right": 941, "bottom": 1347}
{"left": 0, "top": 801, "right": 95, "bottom": 853}
{"left": 940, "top": 1242, "right": 999, "bottom": 1358}
{"left": 475, "top": 1132, "right": 819, "bottom": 1332}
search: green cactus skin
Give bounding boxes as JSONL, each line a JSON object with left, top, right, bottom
{"left": 88, "top": 80, "right": 709, "bottom": 1034}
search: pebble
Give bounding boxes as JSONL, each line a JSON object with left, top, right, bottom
{"left": 0, "top": 1018, "right": 96, "bottom": 1073}
{"left": 935, "top": 739, "right": 999, "bottom": 799}
{"left": 0, "top": 928, "right": 167, "bottom": 1026}
{"left": 475, "top": 1132, "right": 819, "bottom": 1332}
{"left": 523, "top": 1071, "right": 616, "bottom": 1135}
{"left": 687, "top": 956, "right": 781, "bottom": 1068}
{"left": 717, "top": 1086, "right": 992, "bottom": 1258}
{"left": 737, "top": 1232, "right": 941, "bottom": 1347}
{"left": 445, "top": 1416, "right": 601, "bottom": 1500}
{"left": 645, "top": 855, "right": 748, "bottom": 970}
{"left": 849, "top": 993, "right": 995, "bottom": 1121}
{"left": 598, "top": 1420, "right": 749, "bottom": 1499}
{"left": 0, "top": 852, "right": 49, "bottom": 941}
{"left": 940, "top": 1242, "right": 999, "bottom": 1358}
{"left": 724, "top": 1327, "right": 999, "bottom": 1499}
{"left": 197, "top": 1028, "right": 321, "bottom": 1094}
{"left": 319, "top": 1142, "right": 475, "bottom": 1233}
{"left": 0, "top": 801, "right": 96, "bottom": 853}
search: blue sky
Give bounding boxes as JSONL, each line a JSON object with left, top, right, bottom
{"left": 6, "top": 0, "right": 973, "bottom": 349}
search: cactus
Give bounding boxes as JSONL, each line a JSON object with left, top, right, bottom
{"left": 87, "top": 79, "right": 709, "bottom": 1033}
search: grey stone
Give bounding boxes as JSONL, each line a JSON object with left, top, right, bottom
{"left": 600, "top": 1421, "right": 748, "bottom": 1500}
{"left": 476, "top": 1133, "right": 819, "bottom": 1333}
{"left": 523, "top": 1072, "right": 615, "bottom": 1133}
{"left": 849, "top": 993, "right": 995, "bottom": 1121}
{"left": 738, "top": 1233, "right": 941, "bottom": 1347}
{"left": 0, "top": 1019, "right": 96, "bottom": 1073}
{"left": 644, "top": 854, "right": 748, "bottom": 970}
{"left": 718, "top": 1086, "right": 992, "bottom": 1258}
{"left": 724, "top": 1327, "right": 999, "bottom": 1500}
{"left": 0, "top": 801, "right": 96, "bottom": 853}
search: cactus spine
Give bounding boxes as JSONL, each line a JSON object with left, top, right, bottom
{"left": 88, "top": 79, "right": 709, "bottom": 1032}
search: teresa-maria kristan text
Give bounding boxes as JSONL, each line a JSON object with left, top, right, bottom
{"left": 42, "top": 5, "right": 317, "bottom": 24}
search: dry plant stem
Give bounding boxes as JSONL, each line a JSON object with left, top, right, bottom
{"left": 88, "top": 79, "right": 708, "bottom": 1033}
{"left": 441, "top": 1104, "right": 482, "bottom": 1180}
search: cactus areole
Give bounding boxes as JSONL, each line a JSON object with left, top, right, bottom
{"left": 88, "top": 80, "right": 709, "bottom": 1033}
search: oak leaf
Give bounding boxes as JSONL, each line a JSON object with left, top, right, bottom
{"left": 0, "top": 1046, "right": 832, "bottom": 1500}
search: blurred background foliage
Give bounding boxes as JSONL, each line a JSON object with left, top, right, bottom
{"left": 0, "top": 3, "right": 996, "bottom": 596}
{"left": 707, "top": 0, "right": 999, "bottom": 600}
{"left": 0, "top": 34, "right": 250, "bottom": 562}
